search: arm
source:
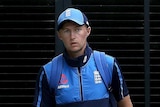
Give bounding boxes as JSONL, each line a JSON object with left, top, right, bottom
{"left": 111, "top": 59, "right": 133, "bottom": 107}
{"left": 33, "top": 68, "right": 56, "bottom": 107}
{"left": 118, "top": 95, "right": 133, "bottom": 107}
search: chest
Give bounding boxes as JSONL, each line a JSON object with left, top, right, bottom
{"left": 54, "top": 58, "right": 109, "bottom": 104}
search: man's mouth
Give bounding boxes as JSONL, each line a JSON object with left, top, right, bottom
{"left": 71, "top": 42, "right": 77, "bottom": 46}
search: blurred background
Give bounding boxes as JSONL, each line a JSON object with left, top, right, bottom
{"left": 0, "top": 0, "right": 159, "bottom": 107}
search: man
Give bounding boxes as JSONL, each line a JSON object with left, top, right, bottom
{"left": 33, "top": 8, "right": 133, "bottom": 107}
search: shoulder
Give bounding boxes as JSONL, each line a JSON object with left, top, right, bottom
{"left": 42, "top": 54, "right": 63, "bottom": 84}
{"left": 43, "top": 54, "right": 63, "bottom": 69}
{"left": 93, "top": 50, "right": 115, "bottom": 62}
{"left": 43, "top": 54, "right": 63, "bottom": 77}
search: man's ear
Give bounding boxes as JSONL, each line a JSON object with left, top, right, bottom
{"left": 86, "top": 26, "right": 91, "bottom": 37}
{"left": 57, "top": 31, "right": 62, "bottom": 40}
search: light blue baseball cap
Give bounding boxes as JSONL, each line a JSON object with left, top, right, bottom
{"left": 57, "top": 8, "right": 89, "bottom": 30}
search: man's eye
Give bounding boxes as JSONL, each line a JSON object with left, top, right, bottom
{"left": 75, "top": 28, "right": 81, "bottom": 32}
{"left": 63, "top": 29, "right": 69, "bottom": 33}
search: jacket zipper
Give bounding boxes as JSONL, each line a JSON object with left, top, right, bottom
{"left": 78, "top": 67, "right": 83, "bottom": 101}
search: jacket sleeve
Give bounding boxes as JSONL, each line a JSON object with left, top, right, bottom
{"left": 111, "top": 59, "right": 129, "bottom": 102}
{"left": 33, "top": 68, "right": 56, "bottom": 107}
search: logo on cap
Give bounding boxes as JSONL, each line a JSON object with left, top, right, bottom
{"left": 65, "top": 9, "right": 71, "bottom": 17}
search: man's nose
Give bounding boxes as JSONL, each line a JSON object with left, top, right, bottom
{"left": 70, "top": 31, "right": 76, "bottom": 39}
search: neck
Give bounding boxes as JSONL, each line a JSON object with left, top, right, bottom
{"left": 67, "top": 44, "right": 87, "bottom": 58}
{"left": 63, "top": 44, "right": 92, "bottom": 67}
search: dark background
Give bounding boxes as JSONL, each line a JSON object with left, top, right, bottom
{"left": 0, "top": 0, "right": 159, "bottom": 107}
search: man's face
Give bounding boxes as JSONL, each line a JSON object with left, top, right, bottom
{"left": 58, "top": 21, "right": 91, "bottom": 56}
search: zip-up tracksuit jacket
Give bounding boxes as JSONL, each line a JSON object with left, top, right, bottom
{"left": 33, "top": 45, "right": 129, "bottom": 107}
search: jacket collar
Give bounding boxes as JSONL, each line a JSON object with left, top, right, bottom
{"left": 63, "top": 44, "right": 92, "bottom": 67}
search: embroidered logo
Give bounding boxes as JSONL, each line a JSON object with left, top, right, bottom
{"left": 58, "top": 74, "right": 69, "bottom": 89}
{"left": 59, "top": 74, "right": 68, "bottom": 84}
{"left": 65, "top": 9, "right": 71, "bottom": 17}
{"left": 94, "top": 71, "right": 102, "bottom": 84}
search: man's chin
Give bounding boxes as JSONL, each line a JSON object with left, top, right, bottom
{"left": 71, "top": 49, "right": 81, "bottom": 53}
